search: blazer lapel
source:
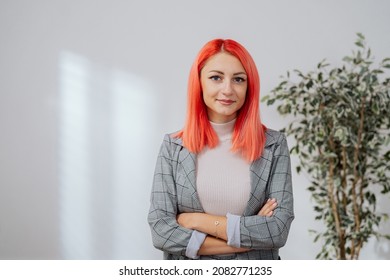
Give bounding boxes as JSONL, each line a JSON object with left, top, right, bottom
{"left": 244, "top": 130, "right": 278, "bottom": 216}
{"left": 174, "top": 137, "right": 204, "bottom": 212}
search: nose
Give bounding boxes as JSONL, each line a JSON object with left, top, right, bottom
{"left": 221, "top": 80, "right": 234, "bottom": 95}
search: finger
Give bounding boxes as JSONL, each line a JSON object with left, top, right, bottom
{"left": 260, "top": 204, "right": 276, "bottom": 216}
{"left": 258, "top": 199, "right": 277, "bottom": 216}
{"left": 259, "top": 205, "right": 273, "bottom": 215}
{"left": 264, "top": 199, "right": 277, "bottom": 210}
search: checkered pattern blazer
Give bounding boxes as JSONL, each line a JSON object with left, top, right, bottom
{"left": 148, "top": 129, "right": 294, "bottom": 260}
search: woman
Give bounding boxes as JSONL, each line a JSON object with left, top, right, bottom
{"left": 148, "top": 39, "right": 294, "bottom": 260}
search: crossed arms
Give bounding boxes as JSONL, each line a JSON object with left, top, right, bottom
{"left": 177, "top": 198, "right": 278, "bottom": 255}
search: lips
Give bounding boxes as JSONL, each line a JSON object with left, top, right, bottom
{"left": 217, "top": 99, "right": 236, "bottom": 105}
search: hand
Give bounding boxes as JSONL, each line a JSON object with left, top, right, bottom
{"left": 258, "top": 198, "right": 277, "bottom": 217}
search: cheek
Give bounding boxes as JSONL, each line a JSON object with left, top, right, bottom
{"left": 236, "top": 90, "right": 247, "bottom": 109}
{"left": 203, "top": 94, "right": 214, "bottom": 109}
{"left": 201, "top": 83, "right": 216, "bottom": 100}
{"left": 239, "top": 88, "right": 247, "bottom": 102}
{"left": 201, "top": 88, "right": 211, "bottom": 106}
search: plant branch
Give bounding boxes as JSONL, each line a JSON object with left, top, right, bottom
{"left": 351, "top": 94, "right": 366, "bottom": 259}
{"left": 341, "top": 146, "right": 348, "bottom": 210}
{"left": 328, "top": 135, "right": 345, "bottom": 259}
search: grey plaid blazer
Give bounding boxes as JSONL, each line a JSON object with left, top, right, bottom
{"left": 148, "top": 128, "right": 294, "bottom": 260}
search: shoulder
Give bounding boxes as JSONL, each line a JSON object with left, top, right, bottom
{"left": 264, "top": 128, "right": 286, "bottom": 148}
{"left": 159, "top": 132, "right": 194, "bottom": 165}
{"left": 162, "top": 132, "right": 184, "bottom": 147}
{"left": 159, "top": 132, "right": 186, "bottom": 158}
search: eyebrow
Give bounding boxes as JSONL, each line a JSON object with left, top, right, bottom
{"left": 209, "top": 70, "right": 247, "bottom": 76}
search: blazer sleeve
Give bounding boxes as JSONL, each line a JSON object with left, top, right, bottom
{"left": 147, "top": 134, "right": 193, "bottom": 256}
{"left": 239, "top": 133, "right": 294, "bottom": 249}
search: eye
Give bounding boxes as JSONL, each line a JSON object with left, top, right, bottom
{"left": 209, "top": 75, "right": 222, "bottom": 81}
{"left": 233, "top": 77, "right": 246, "bottom": 83}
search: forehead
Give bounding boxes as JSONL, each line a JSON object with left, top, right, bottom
{"left": 202, "top": 52, "right": 246, "bottom": 73}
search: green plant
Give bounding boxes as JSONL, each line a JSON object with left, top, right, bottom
{"left": 263, "top": 33, "right": 390, "bottom": 259}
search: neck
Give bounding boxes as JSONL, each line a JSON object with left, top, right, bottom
{"left": 210, "top": 118, "right": 236, "bottom": 141}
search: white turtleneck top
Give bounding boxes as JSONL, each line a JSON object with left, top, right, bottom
{"left": 186, "top": 119, "right": 249, "bottom": 259}
{"left": 196, "top": 119, "right": 251, "bottom": 216}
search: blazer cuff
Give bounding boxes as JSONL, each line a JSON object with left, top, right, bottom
{"left": 226, "top": 213, "right": 241, "bottom": 248}
{"left": 185, "top": 230, "right": 207, "bottom": 259}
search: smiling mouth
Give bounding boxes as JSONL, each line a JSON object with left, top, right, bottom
{"left": 217, "top": 99, "right": 236, "bottom": 105}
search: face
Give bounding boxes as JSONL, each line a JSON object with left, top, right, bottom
{"left": 200, "top": 52, "right": 247, "bottom": 123}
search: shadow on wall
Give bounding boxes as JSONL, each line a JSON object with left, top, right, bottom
{"left": 58, "top": 51, "right": 161, "bottom": 259}
{"left": 374, "top": 194, "right": 390, "bottom": 259}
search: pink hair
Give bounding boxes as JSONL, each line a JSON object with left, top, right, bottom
{"left": 175, "top": 39, "right": 266, "bottom": 162}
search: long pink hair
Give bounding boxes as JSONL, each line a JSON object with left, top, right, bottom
{"left": 175, "top": 39, "right": 266, "bottom": 162}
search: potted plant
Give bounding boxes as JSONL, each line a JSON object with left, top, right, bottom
{"left": 263, "top": 33, "right": 390, "bottom": 259}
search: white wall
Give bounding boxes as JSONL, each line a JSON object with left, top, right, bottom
{"left": 0, "top": 0, "right": 389, "bottom": 259}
